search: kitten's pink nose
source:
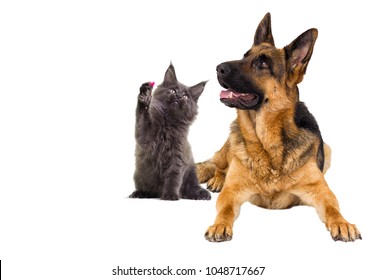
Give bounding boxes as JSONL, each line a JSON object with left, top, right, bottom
{"left": 149, "top": 81, "right": 155, "bottom": 87}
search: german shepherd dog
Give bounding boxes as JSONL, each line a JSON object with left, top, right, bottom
{"left": 197, "top": 13, "right": 361, "bottom": 242}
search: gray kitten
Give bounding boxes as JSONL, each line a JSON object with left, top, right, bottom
{"left": 130, "top": 64, "right": 211, "bottom": 200}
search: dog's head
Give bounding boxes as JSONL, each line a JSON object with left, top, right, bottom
{"left": 218, "top": 13, "right": 318, "bottom": 110}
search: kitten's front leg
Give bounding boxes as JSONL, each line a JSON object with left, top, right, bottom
{"left": 137, "top": 81, "right": 154, "bottom": 111}
{"left": 181, "top": 165, "right": 211, "bottom": 200}
{"left": 135, "top": 82, "right": 154, "bottom": 141}
{"left": 161, "top": 172, "right": 183, "bottom": 201}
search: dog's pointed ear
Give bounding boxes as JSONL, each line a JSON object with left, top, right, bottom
{"left": 254, "top": 13, "right": 274, "bottom": 46}
{"left": 163, "top": 63, "right": 178, "bottom": 86}
{"left": 284, "top": 28, "right": 318, "bottom": 85}
{"left": 190, "top": 81, "right": 207, "bottom": 101}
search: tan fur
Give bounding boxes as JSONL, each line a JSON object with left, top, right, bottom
{"left": 197, "top": 13, "right": 361, "bottom": 242}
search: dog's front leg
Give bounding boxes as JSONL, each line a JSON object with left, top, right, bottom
{"left": 205, "top": 188, "right": 238, "bottom": 242}
{"left": 205, "top": 161, "right": 252, "bottom": 242}
{"left": 292, "top": 172, "right": 362, "bottom": 242}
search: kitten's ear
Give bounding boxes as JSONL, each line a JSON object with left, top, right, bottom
{"left": 163, "top": 63, "right": 178, "bottom": 86}
{"left": 190, "top": 81, "right": 207, "bottom": 101}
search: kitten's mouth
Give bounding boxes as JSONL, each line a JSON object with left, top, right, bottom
{"left": 220, "top": 89, "right": 259, "bottom": 109}
{"left": 170, "top": 95, "right": 188, "bottom": 109}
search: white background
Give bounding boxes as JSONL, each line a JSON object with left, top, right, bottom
{"left": 1, "top": 0, "right": 375, "bottom": 279}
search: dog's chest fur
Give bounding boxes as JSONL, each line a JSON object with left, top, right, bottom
{"left": 228, "top": 109, "right": 319, "bottom": 203}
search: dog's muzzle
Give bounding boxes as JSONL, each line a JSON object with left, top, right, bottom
{"left": 216, "top": 62, "right": 263, "bottom": 110}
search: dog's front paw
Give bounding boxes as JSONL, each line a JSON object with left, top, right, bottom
{"left": 207, "top": 172, "right": 225, "bottom": 192}
{"left": 138, "top": 81, "right": 154, "bottom": 105}
{"left": 205, "top": 224, "right": 233, "bottom": 242}
{"left": 328, "top": 222, "right": 362, "bottom": 242}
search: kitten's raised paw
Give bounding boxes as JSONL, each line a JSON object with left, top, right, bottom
{"left": 138, "top": 82, "right": 154, "bottom": 104}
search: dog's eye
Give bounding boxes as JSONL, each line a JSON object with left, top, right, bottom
{"left": 256, "top": 60, "right": 269, "bottom": 70}
{"left": 253, "top": 55, "right": 270, "bottom": 71}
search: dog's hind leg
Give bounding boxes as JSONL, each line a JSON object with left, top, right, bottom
{"left": 206, "top": 169, "right": 226, "bottom": 192}
{"left": 322, "top": 143, "right": 331, "bottom": 174}
{"left": 196, "top": 160, "right": 216, "bottom": 183}
{"left": 196, "top": 139, "right": 230, "bottom": 192}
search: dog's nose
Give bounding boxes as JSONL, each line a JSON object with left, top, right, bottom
{"left": 216, "top": 63, "right": 231, "bottom": 77}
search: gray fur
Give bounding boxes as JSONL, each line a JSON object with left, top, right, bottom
{"left": 130, "top": 64, "right": 211, "bottom": 200}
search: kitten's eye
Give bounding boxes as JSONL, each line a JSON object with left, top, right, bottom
{"left": 183, "top": 95, "right": 188, "bottom": 100}
{"left": 169, "top": 89, "right": 176, "bottom": 94}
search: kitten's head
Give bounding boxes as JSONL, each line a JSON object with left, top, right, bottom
{"left": 151, "top": 63, "right": 207, "bottom": 124}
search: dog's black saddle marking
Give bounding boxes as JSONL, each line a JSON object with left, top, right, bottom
{"left": 294, "top": 101, "right": 325, "bottom": 171}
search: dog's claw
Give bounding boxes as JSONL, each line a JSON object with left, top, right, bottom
{"left": 206, "top": 173, "right": 225, "bottom": 192}
{"left": 329, "top": 222, "right": 361, "bottom": 242}
{"left": 205, "top": 224, "right": 233, "bottom": 242}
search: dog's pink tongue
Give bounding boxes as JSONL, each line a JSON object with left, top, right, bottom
{"left": 220, "top": 89, "right": 234, "bottom": 99}
{"left": 220, "top": 89, "right": 243, "bottom": 99}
